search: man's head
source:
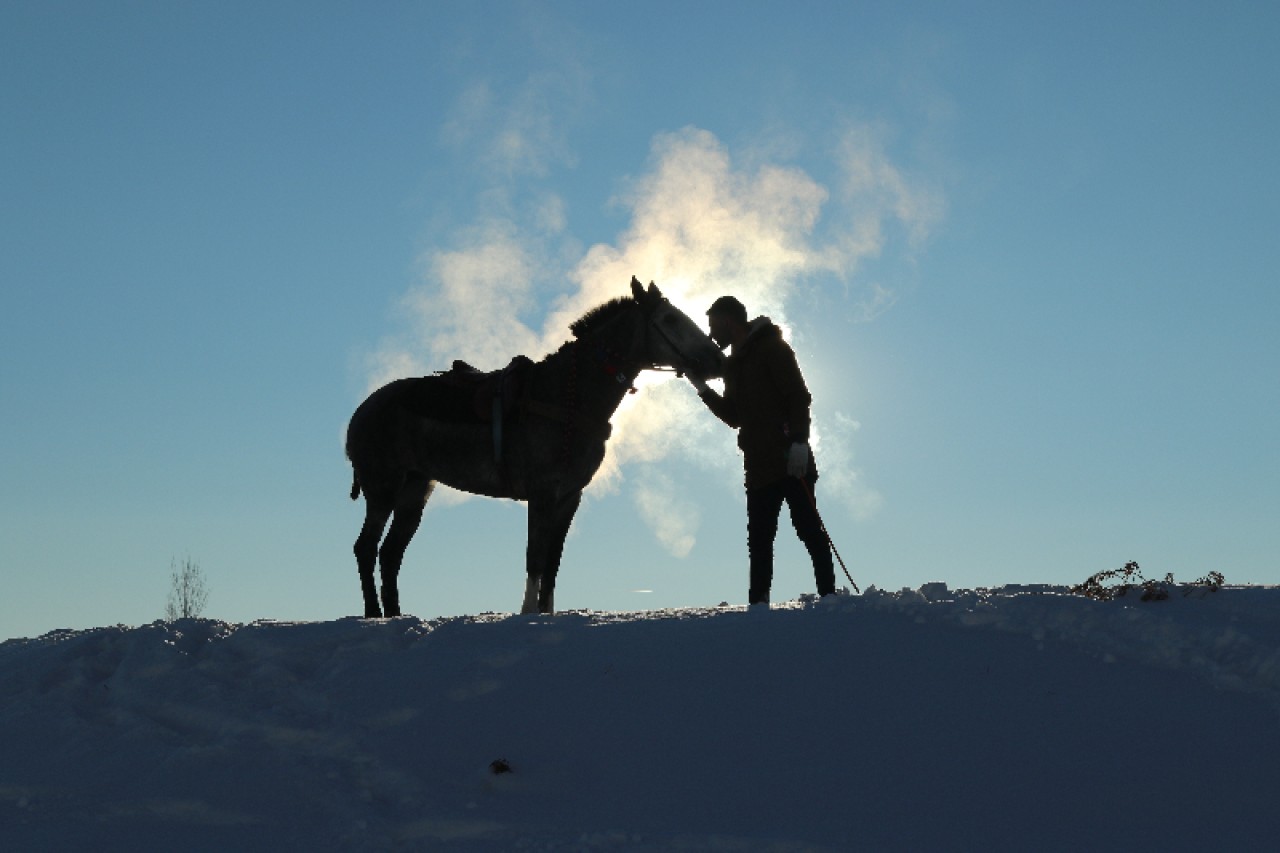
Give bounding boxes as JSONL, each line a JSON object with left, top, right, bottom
{"left": 706, "top": 295, "right": 748, "bottom": 350}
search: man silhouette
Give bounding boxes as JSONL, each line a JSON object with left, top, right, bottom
{"left": 689, "top": 296, "right": 836, "bottom": 606}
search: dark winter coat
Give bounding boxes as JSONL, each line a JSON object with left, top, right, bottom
{"left": 699, "top": 318, "right": 816, "bottom": 489}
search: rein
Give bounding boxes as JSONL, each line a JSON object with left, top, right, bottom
{"left": 801, "top": 478, "right": 860, "bottom": 593}
{"left": 585, "top": 340, "right": 640, "bottom": 392}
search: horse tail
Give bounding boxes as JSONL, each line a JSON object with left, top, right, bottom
{"left": 350, "top": 470, "right": 361, "bottom": 501}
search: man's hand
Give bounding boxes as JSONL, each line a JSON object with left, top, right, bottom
{"left": 787, "top": 442, "right": 809, "bottom": 478}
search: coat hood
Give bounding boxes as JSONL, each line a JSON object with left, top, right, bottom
{"left": 732, "top": 317, "right": 780, "bottom": 356}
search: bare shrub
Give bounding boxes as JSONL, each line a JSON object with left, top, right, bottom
{"left": 164, "top": 556, "right": 210, "bottom": 620}
{"left": 1071, "top": 561, "right": 1224, "bottom": 602}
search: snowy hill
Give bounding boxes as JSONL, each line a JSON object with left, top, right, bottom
{"left": 3, "top": 585, "right": 1279, "bottom": 852}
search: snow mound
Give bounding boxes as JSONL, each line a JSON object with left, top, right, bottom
{"left": 3, "top": 585, "right": 1279, "bottom": 850}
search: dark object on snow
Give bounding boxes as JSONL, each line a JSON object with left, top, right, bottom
{"left": 346, "top": 278, "right": 725, "bottom": 619}
{"left": 489, "top": 759, "right": 513, "bottom": 775}
{"left": 1070, "top": 560, "right": 1225, "bottom": 601}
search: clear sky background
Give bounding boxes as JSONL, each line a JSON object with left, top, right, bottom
{"left": 3, "top": 1, "right": 1277, "bottom": 639}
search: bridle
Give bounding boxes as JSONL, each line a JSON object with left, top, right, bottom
{"left": 575, "top": 297, "right": 716, "bottom": 389}
{"left": 637, "top": 298, "right": 712, "bottom": 379}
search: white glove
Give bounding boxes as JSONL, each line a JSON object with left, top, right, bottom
{"left": 688, "top": 374, "right": 710, "bottom": 394}
{"left": 786, "top": 442, "right": 809, "bottom": 478}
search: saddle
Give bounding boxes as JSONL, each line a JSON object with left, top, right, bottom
{"left": 436, "top": 355, "right": 534, "bottom": 424}
{"left": 414, "top": 355, "right": 534, "bottom": 468}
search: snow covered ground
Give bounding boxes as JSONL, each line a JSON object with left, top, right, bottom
{"left": 3, "top": 584, "right": 1279, "bottom": 851}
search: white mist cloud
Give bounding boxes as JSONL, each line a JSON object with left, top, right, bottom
{"left": 441, "top": 68, "right": 586, "bottom": 181}
{"left": 369, "top": 117, "right": 938, "bottom": 547}
{"left": 421, "top": 227, "right": 543, "bottom": 365}
{"left": 364, "top": 222, "right": 542, "bottom": 392}
{"left": 831, "top": 123, "right": 944, "bottom": 252}
{"left": 813, "top": 412, "right": 884, "bottom": 522}
{"left": 632, "top": 468, "right": 700, "bottom": 559}
{"left": 560, "top": 127, "right": 828, "bottom": 332}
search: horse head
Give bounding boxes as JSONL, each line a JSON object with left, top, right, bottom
{"left": 630, "top": 277, "right": 727, "bottom": 380}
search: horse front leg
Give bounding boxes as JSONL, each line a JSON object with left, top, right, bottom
{"left": 522, "top": 490, "right": 583, "bottom": 614}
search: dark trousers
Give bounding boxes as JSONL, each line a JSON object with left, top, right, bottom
{"left": 746, "top": 477, "right": 836, "bottom": 604}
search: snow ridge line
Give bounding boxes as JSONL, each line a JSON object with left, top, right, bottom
{"left": 4, "top": 585, "right": 1278, "bottom": 716}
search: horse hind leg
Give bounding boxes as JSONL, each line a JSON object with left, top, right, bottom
{"left": 378, "top": 477, "right": 435, "bottom": 617}
{"left": 355, "top": 496, "right": 393, "bottom": 618}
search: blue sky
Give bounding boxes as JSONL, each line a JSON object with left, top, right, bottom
{"left": 3, "top": 1, "right": 1277, "bottom": 639}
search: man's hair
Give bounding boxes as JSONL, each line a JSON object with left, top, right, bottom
{"left": 706, "top": 295, "right": 748, "bottom": 324}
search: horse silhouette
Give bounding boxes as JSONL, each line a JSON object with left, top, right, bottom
{"left": 346, "top": 277, "right": 726, "bottom": 617}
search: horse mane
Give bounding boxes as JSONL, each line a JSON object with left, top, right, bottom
{"left": 534, "top": 295, "right": 640, "bottom": 363}
{"left": 569, "top": 296, "right": 635, "bottom": 339}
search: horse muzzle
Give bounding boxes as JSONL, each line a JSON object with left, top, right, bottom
{"left": 686, "top": 347, "right": 727, "bottom": 380}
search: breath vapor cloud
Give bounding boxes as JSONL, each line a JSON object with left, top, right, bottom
{"left": 370, "top": 122, "right": 939, "bottom": 551}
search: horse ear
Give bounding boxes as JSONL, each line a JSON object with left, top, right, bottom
{"left": 647, "top": 281, "right": 663, "bottom": 300}
{"left": 630, "top": 276, "right": 644, "bottom": 302}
